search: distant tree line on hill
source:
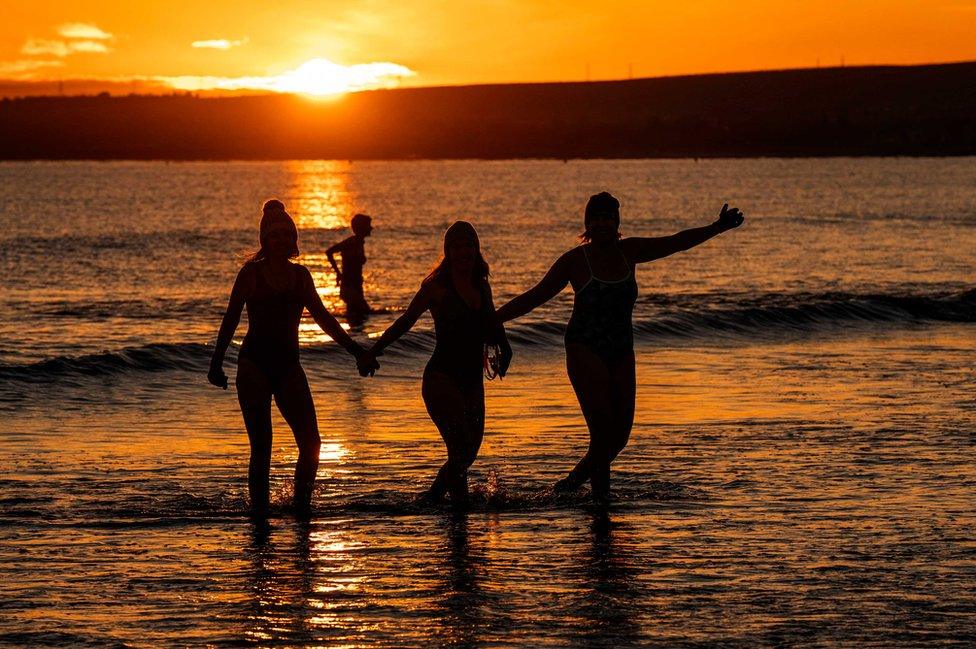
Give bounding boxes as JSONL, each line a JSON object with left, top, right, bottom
{"left": 2, "top": 62, "right": 975, "bottom": 159}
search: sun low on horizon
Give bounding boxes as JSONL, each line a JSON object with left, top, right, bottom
{"left": 2, "top": 0, "right": 976, "bottom": 97}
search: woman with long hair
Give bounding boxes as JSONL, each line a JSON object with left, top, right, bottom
{"left": 495, "top": 192, "right": 744, "bottom": 503}
{"left": 208, "top": 199, "right": 376, "bottom": 518}
{"left": 364, "top": 221, "right": 512, "bottom": 506}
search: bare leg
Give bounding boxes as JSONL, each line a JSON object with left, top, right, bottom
{"left": 608, "top": 350, "right": 636, "bottom": 465}
{"left": 422, "top": 368, "right": 485, "bottom": 507}
{"left": 236, "top": 356, "right": 273, "bottom": 517}
{"left": 563, "top": 344, "right": 626, "bottom": 502}
{"left": 273, "top": 364, "right": 321, "bottom": 516}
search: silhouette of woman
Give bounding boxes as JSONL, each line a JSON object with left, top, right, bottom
{"left": 496, "top": 193, "right": 744, "bottom": 503}
{"left": 208, "top": 199, "right": 377, "bottom": 518}
{"left": 326, "top": 213, "right": 372, "bottom": 323}
{"left": 364, "top": 221, "right": 512, "bottom": 506}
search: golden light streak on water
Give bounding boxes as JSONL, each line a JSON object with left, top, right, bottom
{"left": 288, "top": 160, "right": 356, "bottom": 232}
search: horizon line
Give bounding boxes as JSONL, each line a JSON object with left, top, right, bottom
{"left": 3, "top": 58, "right": 976, "bottom": 100}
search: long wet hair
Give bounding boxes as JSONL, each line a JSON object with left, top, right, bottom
{"left": 244, "top": 199, "right": 300, "bottom": 264}
{"left": 423, "top": 221, "right": 490, "bottom": 287}
{"left": 579, "top": 191, "right": 622, "bottom": 242}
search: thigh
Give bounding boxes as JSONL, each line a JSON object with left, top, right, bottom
{"left": 273, "top": 363, "right": 319, "bottom": 445}
{"left": 608, "top": 350, "right": 636, "bottom": 434}
{"left": 460, "top": 382, "right": 486, "bottom": 454}
{"left": 422, "top": 368, "right": 469, "bottom": 447}
{"left": 236, "top": 356, "right": 273, "bottom": 447}
{"left": 566, "top": 343, "right": 615, "bottom": 431}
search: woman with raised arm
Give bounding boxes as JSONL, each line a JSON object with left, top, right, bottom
{"left": 208, "top": 199, "right": 377, "bottom": 519}
{"left": 495, "top": 192, "right": 744, "bottom": 503}
{"left": 364, "top": 221, "right": 512, "bottom": 507}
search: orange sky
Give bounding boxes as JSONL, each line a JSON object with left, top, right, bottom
{"left": 2, "top": 0, "right": 976, "bottom": 94}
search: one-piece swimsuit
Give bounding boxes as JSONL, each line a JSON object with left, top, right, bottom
{"left": 564, "top": 245, "right": 638, "bottom": 365}
{"left": 426, "top": 279, "right": 492, "bottom": 392}
{"left": 239, "top": 263, "right": 306, "bottom": 389}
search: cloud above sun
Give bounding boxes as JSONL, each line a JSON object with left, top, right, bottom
{"left": 191, "top": 38, "right": 249, "bottom": 50}
{"left": 19, "top": 23, "right": 114, "bottom": 59}
{"left": 3, "top": 22, "right": 114, "bottom": 79}
{"left": 57, "top": 23, "right": 114, "bottom": 40}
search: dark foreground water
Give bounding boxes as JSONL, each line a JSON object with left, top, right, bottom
{"left": 1, "top": 159, "right": 975, "bottom": 647}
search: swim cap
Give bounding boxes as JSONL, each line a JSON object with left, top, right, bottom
{"left": 584, "top": 191, "right": 620, "bottom": 223}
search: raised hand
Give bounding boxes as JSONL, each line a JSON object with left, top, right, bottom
{"left": 716, "top": 203, "right": 745, "bottom": 231}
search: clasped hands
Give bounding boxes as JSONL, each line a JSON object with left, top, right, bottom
{"left": 354, "top": 345, "right": 381, "bottom": 377}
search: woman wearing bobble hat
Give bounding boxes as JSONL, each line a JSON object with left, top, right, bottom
{"left": 209, "top": 199, "right": 377, "bottom": 518}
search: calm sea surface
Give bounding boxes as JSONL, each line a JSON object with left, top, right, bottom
{"left": 1, "top": 159, "right": 975, "bottom": 647}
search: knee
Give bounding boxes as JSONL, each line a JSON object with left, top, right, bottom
{"left": 299, "top": 433, "right": 321, "bottom": 458}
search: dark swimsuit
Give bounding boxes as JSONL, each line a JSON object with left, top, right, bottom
{"left": 239, "top": 263, "right": 306, "bottom": 389}
{"left": 564, "top": 245, "right": 638, "bottom": 365}
{"left": 426, "top": 279, "right": 492, "bottom": 392}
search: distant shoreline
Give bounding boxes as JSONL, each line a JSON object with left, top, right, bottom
{"left": 3, "top": 62, "right": 975, "bottom": 160}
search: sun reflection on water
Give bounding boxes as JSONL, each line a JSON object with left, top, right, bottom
{"left": 288, "top": 160, "right": 356, "bottom": 232}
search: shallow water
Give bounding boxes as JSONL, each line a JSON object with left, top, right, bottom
{"left": 1, "top": 159, "right": 975, "bottom": 647}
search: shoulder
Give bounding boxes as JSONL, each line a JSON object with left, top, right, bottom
{"left": 617, "top": 238, "right": 639, "bottom": 259}
{"left": 556, "top": 246, "right": 585, "bottom": 268}
{"left": 420, "top": 276, "right": 446, "bottom": 300}
{"left": 618, "top": 237, "right": 639, "bottom": 252}
{"left": 291, "top": 262, "right": 314, "bottom": 287}
{"left": 237, "top": 261, "right": 258, "bottom": 281}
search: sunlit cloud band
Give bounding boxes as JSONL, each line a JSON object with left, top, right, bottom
{"left": 0, "top": 59, "right": 65, "bottom": 77}
{"left": 57, "top": 23, "right": 113, "bottom": 40}
{"left": 159, "top": 57, "right": 416, "bottom": 95}
{"left": 22, "top": 38, "right": 112, "bottom": 57}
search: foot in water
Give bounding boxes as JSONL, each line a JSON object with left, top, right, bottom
{"left": 553, "top": 469, "right": 588, "bottom": 493}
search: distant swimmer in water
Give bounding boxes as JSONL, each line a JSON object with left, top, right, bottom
{"left": 208, "top": 200, "right": 378, "bottom": 518}
{"left": 496, "top": 193, "right": 744, "bottom": 503}
{"left": 362, "top": 221, "right": 512, "bottom": 506}
{"left": 326, "top": 213, "right": 373, "bottom": 324}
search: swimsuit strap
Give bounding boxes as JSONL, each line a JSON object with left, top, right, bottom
{"left": 581, "top": 245, "right": 596, "bottom": 281}
{"left": 582, "top": 244, "right": 632, "bottom": 283}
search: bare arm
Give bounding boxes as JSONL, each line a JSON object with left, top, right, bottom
{"left": 369, "top": 285, "right": 431, "bottom": 355}
{"left": 301, "top": 267, "right": 363, "bottom": 355}
{"left": 621, "top": 203, "right": 744, "bottom": 264}
{"left": 495, "top": 253, "right": 572, "bottom": 323}
{"left": 484, "top": 283, "right": 513, "bottom": 377}
{"left": 325, "top": 237, "right": 349, "bottom": 284}
{"left": 208, "top": 266, "right": 249, "bottom": 388}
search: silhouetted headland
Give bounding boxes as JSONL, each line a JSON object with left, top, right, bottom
{"left": 2, "top": 62, "right": 975, "bottom": 159}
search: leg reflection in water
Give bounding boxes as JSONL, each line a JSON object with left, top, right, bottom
{"left": 431, "top": 512, "right": 497, "bottom": 647}
{"left": 243, "top": 521, "right": 315, "bottom": 646}
{"left": 573, "top": 511, "right": 643, "bottom": 647}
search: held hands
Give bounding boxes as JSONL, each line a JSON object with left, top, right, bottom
{"left": 207, "top": 359, "right": 228, "bottom": 390}
{"left": 355, "top": 346, "right": 380, "bottom": 377}
{"left": 715, "top": 203, "right": 745, "bottom": 231}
